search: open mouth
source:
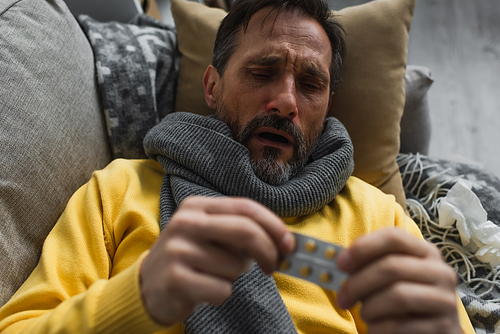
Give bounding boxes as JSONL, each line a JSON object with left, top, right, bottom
{"left": 258, "top": 132, "right": 290, "bottom": 144}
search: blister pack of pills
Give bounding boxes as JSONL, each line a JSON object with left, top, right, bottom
{"left": 278, "top": 232, "right": 348, "bottom": 291}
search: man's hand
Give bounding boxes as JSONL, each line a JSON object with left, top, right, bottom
{"left": 139, "top": 196, "right": 295, "bottom": 327}
{"left": 336, "top": 228, "right": 463, "bottom": 334}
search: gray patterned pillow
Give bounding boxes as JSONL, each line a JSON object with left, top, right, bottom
{"left": 79, "top": 14, "right": 181, "bottom": 159}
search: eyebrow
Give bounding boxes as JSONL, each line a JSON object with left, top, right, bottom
{"left": 245, "top": 55, "right": 330, "bottom": 84}
{"left": 246, "top": 55, "right": 281, "bottom": 67}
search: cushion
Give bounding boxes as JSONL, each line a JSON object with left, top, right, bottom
{"left": 328, "top": 0, "right": 415, "bottom": 209}
{"left": 172, "top": 0, "right": 226, "bottom": 116}
{"left": 78, "top": 14, "right": 180, "bottom": 159}
{"left": 400, "top": 65, "right": 433, "bottom": 155}
{"left": 144, "top": 0, "right": 162, "bottom": 21}
{"left": 171, "top": 0, "right": 415, "bottom": 209}
{"left": 0, "top": 0, "right": 110, "bottom": 306}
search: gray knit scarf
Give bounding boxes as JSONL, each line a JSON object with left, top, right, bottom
{"left": 144, "top": 112, "right": 354, "bottom": 333}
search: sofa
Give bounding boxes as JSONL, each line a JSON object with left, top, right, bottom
{"left": 1, "top": 0, "right": 500, "bottom": 332}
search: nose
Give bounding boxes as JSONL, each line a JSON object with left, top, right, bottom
{"left": 265, "top": 75, "right": 298, "bottom": 119}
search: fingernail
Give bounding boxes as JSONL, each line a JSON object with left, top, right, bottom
{"left": 282, "top": 233, "right": 295, "bottom": 253}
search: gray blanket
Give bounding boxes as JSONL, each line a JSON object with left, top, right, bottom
{"left": 398, "top": 153, "right": 500, "bottom": 334}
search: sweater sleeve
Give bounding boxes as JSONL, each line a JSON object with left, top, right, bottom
{"left": 0, "top": 159, "right": 167, "bottom": 333}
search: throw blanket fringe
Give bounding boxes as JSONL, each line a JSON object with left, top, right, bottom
{"left": 398, "top": 153, "right": 500, "bottom": 301}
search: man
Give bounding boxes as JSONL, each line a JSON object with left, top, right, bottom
{"left": 0, "top": 0, "right": 474, "bottom": 333}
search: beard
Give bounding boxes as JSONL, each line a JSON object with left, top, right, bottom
{"left": 216, "top": 100, "right": 323, "bottom": 186}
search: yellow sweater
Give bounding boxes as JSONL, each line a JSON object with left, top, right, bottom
{"left": 0, "top": 159, "right": 475, "bottom": 333}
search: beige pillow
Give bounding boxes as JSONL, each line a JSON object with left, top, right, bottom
{"left": 329, "top": 0, "right": 415, "bottom": 209}
{"left": 172, "top": 0, "right": 415, "bottom": 209}
{"left": 172, "top": 0, "right": 226, "bottom": 116}
{"left": 143, "top": 0, "right": 162, "bottom": 21}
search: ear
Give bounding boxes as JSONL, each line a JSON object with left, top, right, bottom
{"left": 327, "top": 91, "right": 334, "bottom": 111}
{"left": 323, "top": 91, "right": 334, "bottom": 119}
{"left": 203, "top": 65, "right": 221, "bottom": 110}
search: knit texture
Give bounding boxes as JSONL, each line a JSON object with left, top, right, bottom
{"left": 144, "top": 112, "right": 354, "bottom": 334}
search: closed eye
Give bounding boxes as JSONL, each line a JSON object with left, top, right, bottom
{"left": 251, "top": 71, "right": 273, "bottom": 79}
{"left": 300, "top": 77, "right": 324, "bottom": 92}
{"left": 303, "top": 83, "right": 320, "bottom": 90}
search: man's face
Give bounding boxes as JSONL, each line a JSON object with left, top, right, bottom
{"left": 204, "top": 9, "right": 333, "bottom": 184}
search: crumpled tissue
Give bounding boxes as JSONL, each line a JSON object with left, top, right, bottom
{"left": 438, "top": 179, "right": 500, "bottom": 267}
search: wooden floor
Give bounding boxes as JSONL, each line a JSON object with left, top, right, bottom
{"left": 328, "top": 0, "right": 500, "bottom": 179}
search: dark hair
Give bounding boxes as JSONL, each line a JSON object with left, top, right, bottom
{"left": 212, "top": 0, "right": 346, "bottom": 92}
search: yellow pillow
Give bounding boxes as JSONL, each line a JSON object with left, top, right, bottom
{"left": 171, "top": 0, "right": 415, "bottom": 209}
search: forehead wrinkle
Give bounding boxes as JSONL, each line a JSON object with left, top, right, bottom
{"left": 275, "top": 43, "right": 329, "bottom": 79}
{"left": 242, "top": 49, "right": 329, "bottom": 85}
{"left": 265, "top": 29, "right": 329, "bottom": 61}
{"left": 262, "top": 11, "right": 328, "bottom": 49}
{"left": 270, "top": 35, "right": 331, "bottom": 84}
{"left": 237, "top": 9, "right": 331, "bottom": 82}
{"left": 277, "top": 39, "right": 328, "bottom": 61}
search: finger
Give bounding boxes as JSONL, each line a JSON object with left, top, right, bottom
{"left": 170, "top": 238, "right": 253, "bottom": 280}
{"left": 178, "top": 265, "right": 234, "bottom": 307}
{"left": 182, "top": 196, "right": 295, "bottom": 255}
{"left": 359, "top": 282, "right": 458, "bottom": 323}
{"left": 141, "top": 259, "right": 233, "bottom": 326}
{"left": 368, "top": 315, "right": 461, "bottom": 334}
{"left": 169, "top": 209, "right": 280, "bottom": 274}
{"left": 197, "top": 213, "right": 281, "bottom": 274}
{"left": 165, "top": 265, "right": 234, "bottom": 319}
{"left": 338, "top": 254, "right": 457, "bottom": 309}
{"left": 337, "top": 228, "right": 434, "bottom": 273}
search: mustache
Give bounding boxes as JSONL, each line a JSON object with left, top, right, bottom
{"left": 237, "top": 114, "right": 306, "bottom": 151}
